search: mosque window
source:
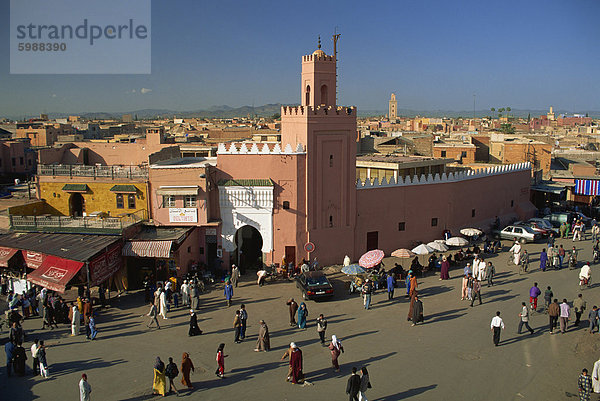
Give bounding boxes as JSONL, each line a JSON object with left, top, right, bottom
{"left": 283, "top": 201, "right": 290, "bottom": 210}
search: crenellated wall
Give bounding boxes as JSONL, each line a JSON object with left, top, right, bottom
{"left": 352, "top": 163, "right": 535, "bottom": 261}
{"left": 356, "top": 162, "right": 532, "bottom": 188}
{"left": 281, "top": 105, "right": 356, "bottom": 117}
{"left": 217, "top": 142, "right": 305, "bottom": 155}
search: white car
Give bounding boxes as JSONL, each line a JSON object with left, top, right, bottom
{"left": 496, "top": 225, "right": 540, "bottom": 243}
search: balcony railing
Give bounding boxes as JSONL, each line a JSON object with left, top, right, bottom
{"left": 9, "top": 210, "right": 147, "bottom": 234}
{"left": 37, "top": 164, "right": 149, "bottom": 179}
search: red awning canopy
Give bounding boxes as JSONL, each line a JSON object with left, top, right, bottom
{"left": 26, "top": 255, "right": 84, "bottom": 293}
{"left": 0, "top": 247, "right": 18, "bottom": 267}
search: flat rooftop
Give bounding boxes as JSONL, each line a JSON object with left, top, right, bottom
{"left": 150, "top": 157, "right": 217, "bottom": 169}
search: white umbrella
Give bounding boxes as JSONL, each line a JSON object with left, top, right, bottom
{"left": 460, "top": 228, "right": 483, "bottom": 237}
{"left": 446, "top": 237, "right": 469, "bottom": 247}
{"left": 427, "top": 241, "right": 449, "bottom": 252}
{"left": 411, "top": 244, "right": 434, "bottom": 255}
{"left": 434, "top": 239, "right": 447, "bottom": 244}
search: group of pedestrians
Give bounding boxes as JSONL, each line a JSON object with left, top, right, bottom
{"left": 152, "top": 353, "right": 195, "bottom": 396}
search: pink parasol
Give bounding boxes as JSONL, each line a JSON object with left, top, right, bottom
{"left": 359, "top": 249, "right": 385, "bottom": 268}
{"left": 391, "top": 248, "right": 415, "bottom": 258}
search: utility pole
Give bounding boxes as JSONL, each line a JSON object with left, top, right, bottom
{"left": 332, "top": 28, "right": 340, "bottom": 105}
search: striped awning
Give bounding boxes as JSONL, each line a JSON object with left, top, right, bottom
{"left": 122, "top": 241, "right": 172, "bottom": 258}
{"left": 575, "top": 179, "right": 600, "bottom": 196}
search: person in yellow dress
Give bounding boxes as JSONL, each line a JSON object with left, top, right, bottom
{"left": 152, "top": 357, "right": 167, "bottom": 396}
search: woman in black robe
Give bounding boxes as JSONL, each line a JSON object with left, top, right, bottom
{"left": 188, "top": 310, "right": 202, "bottom": 336}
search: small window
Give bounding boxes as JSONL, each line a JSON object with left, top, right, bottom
{"left": 199, "top": 247, "right": 204, "bottom": 255}
{"left": 431, "top": 218, "right": 438, "bottom": 227}
{"left": 398, "top": 222, "right": 406, "bottom": 231}
{"left": 329, "top": 215, "right": 333, "bottom": 227}
{"left": 184, "top": 195, "right": 197, "bottom": 207}
{"left": 127, "top": 194, "right": 136, "bottom": 209}
{"left": 329, "top": 155, "right": 334, "bottom": 167}
{"left": 116, "top": 194, "right": 124, "bottom": 209}
{"left": 283, "top": 201, "right": 290, "bottom": 209}
{"left": 11, "top": 158, "right": 15, "bottom": 166}
{"left": 461, "top": 151, "right": 467, "bottom": 158}
{"left": 511, "top": 200, "right": 514, "bottom": 207}
{"left": 19, "top": 157, "right": 23, "bottom": 165}
{"left": 471, "top": 209, "right": 476, "bottom": 217}
{"left": 163, "top": 195, "right": 175, "bottom": 208}
{"left": 441, "top": 151, "right": 447, "bottom": 157}
{"left": 187, "top": 246, "right": 191, "bottom": 253}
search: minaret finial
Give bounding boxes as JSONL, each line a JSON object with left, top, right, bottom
{"left": 318, "top": 35, "right": 321, "bottom": 49}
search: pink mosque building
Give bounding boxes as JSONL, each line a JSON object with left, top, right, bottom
{"left": 206, "top": 44, "right": 536, "bottom": 270}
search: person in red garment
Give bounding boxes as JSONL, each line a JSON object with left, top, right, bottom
{"left": 289, "top": 343, "right": 303, "bottom": 384}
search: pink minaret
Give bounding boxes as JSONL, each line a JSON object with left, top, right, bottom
{"left": 280, "top": 38, "right": 357, "bottom": 263}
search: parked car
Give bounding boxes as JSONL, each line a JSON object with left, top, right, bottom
{"left": 295, "top": 271, "right": 334, "bottom": 300}
{"left": 513, "top": 219, "right": 557, "bottom": 237}
{"left": 494, "top": 225, "right": 540, "bottom": 243}
{"left": 528, "top": 218, "right": 556, "bottom": 231}
{"left": 544, "top": 213, "right": 570, "bottom": 228}
{"left": 544, "top": 212, "right": 592, "bottom": 228}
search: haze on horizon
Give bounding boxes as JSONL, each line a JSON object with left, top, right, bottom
{"left": 1, "top": 0, "right": 599, "bottom": 117}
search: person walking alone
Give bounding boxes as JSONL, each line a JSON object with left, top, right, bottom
{"left": 490, "top": 311, "right": 505, "bottom": 346}
{"left": 38, "top": 341, "right": 49, "bottom": 378}
{"left": 231, "top": 265, "right": 240, "bottom": 288}
{"left": 317, "top": 314, "right": 327, "bottom": 346}
{"left": 146, "top": 301, "right": 160, "bottom": 329}
{"left": 518, "top": 302, "right": 534, "bottom": 335}
{"left": 224, "top": 280, "right": 233, "bottom": 307}
{"left": 573, "top": 294, "right": 587, "bottom": 327}
{"left": 79, "top": 373, "right": 92, "bottom": 401}
{"left": 233, "top": 310, "right": 242, "bottom": 343}
{"left": 71, "top": 303, "right": 81, "bottom": 336}
{"left": 255, "top": 320, "right": 270, "bottom": 352}
{"left": 362, "top": 279, "right": 373, "bottom": 310}
{"left": 529, "top": 283, "right": 541, "bottom": 312}
{"left": 386, "top": 272, "right": 396, "bottom": 299}
{"left": 328, "top": 335, "right": 344, "bottom": 372}
{"left": 560, "top": 299, "right": 570, "bottom": 334}
{"left": 589, "top": 306, "right": 599, "bottom": 334}
{"left": 579, "top": 368, "right": 593, "bottom": 401}
{"left": 486, "top": 262, "right": 495, "bottom": 287}
{"left": 239, "top": 304, "right": 248, "bottom": 339}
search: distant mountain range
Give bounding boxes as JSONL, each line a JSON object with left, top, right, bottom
{"left": 6, "top": 104, "right": 600, "bottom": 121}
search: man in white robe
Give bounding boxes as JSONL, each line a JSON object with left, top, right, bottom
{"left": 509, "top": 241, "right": 522, "bottom": 265}
{"left": 180, "top": 281, "right": 189, "bottom": 307}
{"left": 159, "top": 290, "right": 168, "bottom": 319}
{"left": 71, "top": 304, "right": 81, "bottom": 336}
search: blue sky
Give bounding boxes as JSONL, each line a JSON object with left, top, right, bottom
{"left": 1, "top": 0, "right": 599, "bottom": 117}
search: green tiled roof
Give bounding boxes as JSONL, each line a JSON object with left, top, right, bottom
{"left": 62, "top": 184, "right": 88, "bottom": 192}
{"left": 110, "top": 184, "right": 138, "bottom": 193}
{"left": 218, "top": 179, "right": 274, "bottom": 187}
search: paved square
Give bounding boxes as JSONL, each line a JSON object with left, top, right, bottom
{"left": 3, "top": 236, "right": 600, "bottom": 400}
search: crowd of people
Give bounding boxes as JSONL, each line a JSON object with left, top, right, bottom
{"left": 4, "top": 214, "right": 600, "bottom": 400}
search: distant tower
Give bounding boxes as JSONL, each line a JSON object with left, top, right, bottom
{"left": 547, "top": 106, "right": 555, "bottom": 121}
{"left": 301, "top": 36, "right": 336, "bottom": 108}
{"left": 389, "top": 93, "right": 397, "bottom": 123}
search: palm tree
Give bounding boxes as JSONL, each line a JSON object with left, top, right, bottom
{"left": 506, "top": 107, "right": 511, "bottom": 119}
{"left": 497, "top": 107, "right": 505, "bottom": 118}
{"left": 491, "top": 107, "right": 496, "bottom": 119}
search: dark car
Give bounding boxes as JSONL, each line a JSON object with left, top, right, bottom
{"left": 295, "top": 271, "right": 334, "bottom": 300}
